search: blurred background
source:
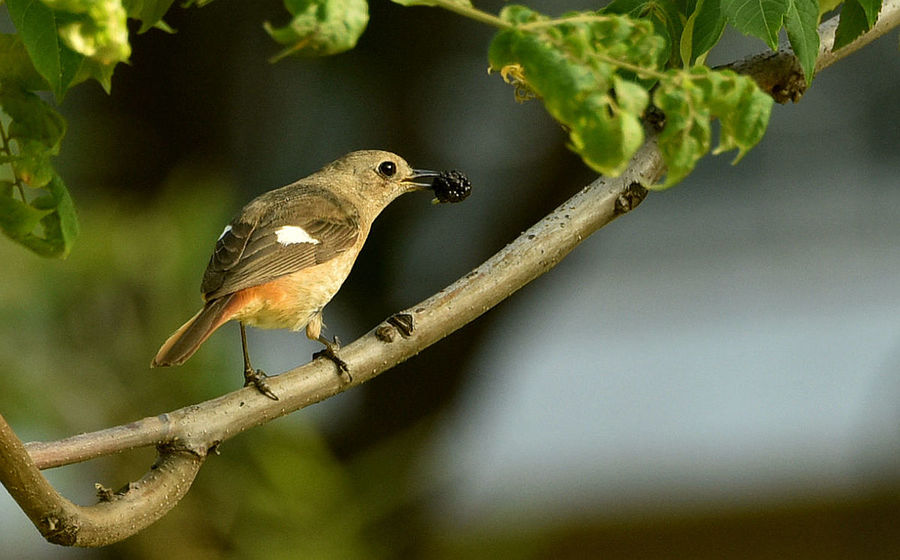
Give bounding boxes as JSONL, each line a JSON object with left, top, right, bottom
{"left": 2, "top": 0, "right": 900, "bottom": 558}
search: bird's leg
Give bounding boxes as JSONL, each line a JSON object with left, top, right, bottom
{"left": 313, "top": 335, "right": 352, "bottom": 382}
{"left": 306, "top": 311, "right": 351, "bottom": 382}
{"left": 240, "top": 322, "right": 278, "bottom": 400}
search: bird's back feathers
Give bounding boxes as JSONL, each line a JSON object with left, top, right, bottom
{"left": 201, "top": 186, "right": 360, "bottom": 301}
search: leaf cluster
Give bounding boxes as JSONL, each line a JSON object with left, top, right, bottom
{"left": 603, "top": 0, "right": 882, "bottom": 82}
{"left": 488, "top": 6, "right": 773, "bottom": 187}
{"left": 0, "top": 85, "right": 77, "bottom": 257}
{"left": 0, "top": 0, "right": 175, "bottom": 257}
{"left": 490, "top": 8, "right": 667, "bottom": 177}
{"left": 602, "top": 0, "right": 726, "bottom": 69}
{"left": 655, "top": 66, "right": 773, "bottom": 185}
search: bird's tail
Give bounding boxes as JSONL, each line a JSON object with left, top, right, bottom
{"left": 151, "top": 295, "right": 236, "bottom": 367}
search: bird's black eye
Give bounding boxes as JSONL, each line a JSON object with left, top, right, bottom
{"left": 378, "top": 161, "right": 397, "bottom": 177}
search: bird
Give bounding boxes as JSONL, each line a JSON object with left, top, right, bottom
{"left": 151, "top": 150, "right": 447, "bottom": 400}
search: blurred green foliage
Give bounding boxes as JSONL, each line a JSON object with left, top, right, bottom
{"left": 0, "top": 0, "right": 182, "bottom": 259}
{"left": 264, "top": 0, "right": 370, "bottom": 61}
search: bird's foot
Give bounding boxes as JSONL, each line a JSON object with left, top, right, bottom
{"left": 243, "top": 367, "right": 279, "bottom": 401}
{"left": 314, "top": 336, "right": 352, "bottom": 383}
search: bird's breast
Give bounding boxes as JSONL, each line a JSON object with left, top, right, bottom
{"left": 229, "top": 249, "right": 359, "bottom": 331}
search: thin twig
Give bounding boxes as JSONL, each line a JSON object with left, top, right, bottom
{"left": 427, "top": 0, "right": 510, "bottom": 29}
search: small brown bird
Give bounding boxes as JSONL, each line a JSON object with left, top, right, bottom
{"left": 151, "top": 150, "right": 451, "bottom": 399}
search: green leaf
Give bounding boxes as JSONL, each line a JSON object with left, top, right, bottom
{"left": 570, "top": 103, "right": 645, "bottom": 175}
{"left": 0, "top": 86, "right": 67, "bottom": 187}
{"left": 0, "top": 174, "right": 78, "bottom": 257}
{"left": 784, "top": 0, "right": 819, "bottom": 80}
{"left": 653, "top": 67, "right": 772, "bottom": 188}
{"left": 8, "top": 139, "right": 56, "bottom": 187}
{"left": 858, "top": 0, "right": 883, "bottom": 25}
{"left": 675, "top": 0, "right": 698, "bottom": 15}
{"left": 680, "top": 5, "right": 696, "bottom": 66}
{"left": 123, "top": 0, "right": 177, "bottom": 33}
{"left": 1, "top": 89, "right": 67, "bottom": 152}
{"left": 73, "top": 57, "right": 116, "bottom": 93}
{"left": 613, "top": 75, "right": 649, "bottom": 114}
{"left": 0, "top": 34, "right": 50, "bottom": 91}
{"left": 833, "top": 0, "right": 882, "bottom": 49}
{"left": 6, "top": 0, "right": 86, "bottom": 99}
{"left": 833, "top": 0, "right": 866, "bottom": 48}
{"left": 490, "top": 6, "right": 768, "bottom": 184}
{"left": 706, "top": 70, "right": 773, "bottom": 160}
{"left": 602, "top": 0, "right": 684, "bottom": 66}
{"left": 721, "top": 0, "right": 788, "bottom": 49}
{"left": 817, "top": 0, "right": 842, "bottom": 15}
{"left": 33, "top": 173, "right": 79, "bottom": 257}
{"left": 391, "top": 0, "right": 471, "bottom": 6}
{"left": 603, "top": 0, "right": 655, "bottom": 12}
{"left": 720, "top": 0, "right": 818, "bottom": 76}
{"left": 264, "top": 0, "right": 370, "bottom": 60}
{"left": 0, "top": 181, "right": 53, "bottom": 237}
{"left": 603, "top": 0, "right": 724, "bottom": 67}
{"left": 489, "top": 7, "right": 665, "bottom": 175}
{"left": 655, "top": 78, "right": 712, "bottom": 186}
{"left": 41, "top": 0, "right": 131, "bottom": 65}
{"left": 688, "top": 0, "right": 726, "bottom": 62}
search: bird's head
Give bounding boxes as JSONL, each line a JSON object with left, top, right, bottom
{"left": 319, "top": 150, "right": 441, "bottom": 213}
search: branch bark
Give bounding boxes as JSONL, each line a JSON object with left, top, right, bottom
{"left": 1, "top": 414, "right": 204, "bottom": 546}
{"left": 2, "top": 143, "right": 655, "bottom": 546}
{"left": 3, "top": 0, "right": 900, "bottom": 547}
{"left": 25, "top": 141, "right": 659, "bottom": 474}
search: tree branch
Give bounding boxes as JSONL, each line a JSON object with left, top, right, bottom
{"left": 25, "top": 140, "right": 659, "bottom": 473}
{"left": 3, "top": 139, "right": 656, "bottom": 547}
{"left": 3, "top": 0, "right": 900, "bottom": 546}
{"left": 1, "top": 413, "right": 205, "bottom": 546}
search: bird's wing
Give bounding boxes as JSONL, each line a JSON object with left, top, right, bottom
{"left": 201, "top": 187, "right": 360, "bottom": 300}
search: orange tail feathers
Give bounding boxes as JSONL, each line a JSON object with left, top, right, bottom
{"left": 151, "top": 295, "right": 236, "bottom": 367}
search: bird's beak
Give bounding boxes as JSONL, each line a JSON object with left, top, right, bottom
{"left": 404, "top": 169, "right": 442, "bottom": 190}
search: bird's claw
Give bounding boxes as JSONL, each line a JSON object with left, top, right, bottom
{"left": 243, "top": 368, "right": 279, "bottom": 400}
{"left": 313, "top": 336, "right": 352, "bottom": 382}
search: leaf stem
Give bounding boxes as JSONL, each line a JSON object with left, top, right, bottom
{"left": 268, "top": 36, "right": 312, "bottom": 64}
{"left": 428, "top": 0, "right": 511, "bottom": 29}
{"left": 594, "top": 52, "right": 667, "bottom": 80}
{"left": 0, "top": 117, "right": 27, "bottom": 200}
{"left": 517, "top": 14, "right": 613, "bottom": 30}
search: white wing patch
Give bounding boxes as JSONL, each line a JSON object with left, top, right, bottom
{"left": 218, "top": 224, "right": 232, "bottom": 240}
{"left": 275, "top": 225, "right": 320, "bottom": 245}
